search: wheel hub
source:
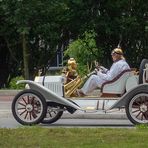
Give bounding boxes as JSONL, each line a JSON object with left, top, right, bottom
{"left": 140, "top": 104, "right": 148, "bottom": 113}
{"left": 26, "top": 104, "right": 33, "bottom": 112}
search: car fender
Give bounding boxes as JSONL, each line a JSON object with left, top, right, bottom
{"left": 109, "top": 83, "right": 148, "bottom": 110}
{"left": 17, "top": 80, "right": 82, "bottom": 110}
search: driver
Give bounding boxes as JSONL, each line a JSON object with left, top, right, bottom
{"left": 77, "top": 48, "right": 130, "bottom": 96}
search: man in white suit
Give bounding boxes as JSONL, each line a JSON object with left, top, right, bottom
{"left": 77, "top": 48, "right": 130, "bottom": 96}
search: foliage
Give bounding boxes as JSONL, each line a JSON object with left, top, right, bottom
{"left": 65, "top": 30, "right": 102, "bottom": 75}
{"left": 0, "top": 0, "right": 148, "bottom": 87}
{"left": 8, "top": 76, "right": 25, "bottom": 89}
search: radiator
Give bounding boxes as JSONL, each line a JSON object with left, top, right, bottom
{"left": 34, "top": 76, "right": 64, "bottom": 97}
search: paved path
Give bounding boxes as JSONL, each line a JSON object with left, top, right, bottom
{"left": 0, "top": 90, "right": 134, "bottom": 128}
{"left": 0, "top": 96, "right": 14, "bottom": 101}
{"left": 0, "top": 90, "right": 20, "bottom": 101}
{"left": 0, "top": 90, "right": 18, "bottom": 118}
{"left": 0, "top": 90, "right": 127, "bottom": 119}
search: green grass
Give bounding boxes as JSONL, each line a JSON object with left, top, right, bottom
{"left": 0, "top": 126, "right": 148, "bottom": 148}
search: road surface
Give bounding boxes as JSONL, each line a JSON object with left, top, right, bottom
{"left": 0, "top": 95, "right": 134, "bottom": 128}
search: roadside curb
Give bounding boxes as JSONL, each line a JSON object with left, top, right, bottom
{"left": 0, "top": 90, "right": 21, "bottom": 96}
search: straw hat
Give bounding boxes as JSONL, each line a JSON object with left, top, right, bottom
{"left": 112, "top": 48, "right": 123, "bottom": 55}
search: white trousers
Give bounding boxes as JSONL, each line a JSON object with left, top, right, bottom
{"left": 81, "top": 75, "right": 105, "bottom": 95}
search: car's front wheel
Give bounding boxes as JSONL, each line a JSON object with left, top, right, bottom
{"left": 12, "top": 89, "right": 47, "bottom": 125}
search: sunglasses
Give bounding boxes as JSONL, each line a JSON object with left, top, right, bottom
{"left": 111, "top": 51, "right": 123, "bottom": 56}
{"left": 111, "top": 52, "right": 117, "bottom": 56}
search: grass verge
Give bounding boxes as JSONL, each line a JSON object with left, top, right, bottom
{"left": 0, "top": 126, "right": 148, "bottom": 148}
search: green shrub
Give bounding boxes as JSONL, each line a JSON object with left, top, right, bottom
{"left": 65, "top": 30, "right": 103, "bottom": 76}
{"left": 8, "top": 76, "right": 25, "bottom": 89}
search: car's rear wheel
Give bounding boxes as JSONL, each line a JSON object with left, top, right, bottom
{"left": 126, "top": 89, "right": 148, "bottom": 125}
{"left": 41, "top": 102, "right": 63, "bottom": 124}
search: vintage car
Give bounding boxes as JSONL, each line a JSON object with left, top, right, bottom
{"left": 11, "top": 59, "right": 148, "bottom": 125}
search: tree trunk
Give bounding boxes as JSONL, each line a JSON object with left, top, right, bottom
{"left": 22, "top": 33, "right": 29, "bottom": 79}
{"left": 0, "top": 37, "right": 10, "bottom": 88}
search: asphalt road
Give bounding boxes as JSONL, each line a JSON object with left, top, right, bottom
{"left": 0, "top": 97, "right": 134, "bottom": 128}
{"left": 0, "top": 117, "right": 134, "bottom": 128}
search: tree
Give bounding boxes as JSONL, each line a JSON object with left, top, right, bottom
{"left": 0, "top": 0, "right": 71, "bottom": 83}
{"left": 65, "top": 30, "right": 102, "bottom": 75}
{"left": 0, "top": 0, "right": 147, "bottom": 88}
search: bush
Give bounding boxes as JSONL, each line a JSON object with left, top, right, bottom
{"left": 8, "top": 76, "right": 25, "bottom": 89}
{"left": 65, "top": 30, "right": 103, "bottom": 76}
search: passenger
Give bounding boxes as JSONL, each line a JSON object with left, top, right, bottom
{"left": 77, "top": 48, "right": 130, "bottom": 96}
{"left": 63, "top": 58, "right": 78, "bottom": 83}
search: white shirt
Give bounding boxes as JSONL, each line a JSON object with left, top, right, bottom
{"left": 97, "top": 59, "right": 130, "bottom": 81}
{"left": 81, "top": 59, "right": 130, "bottom": 95}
